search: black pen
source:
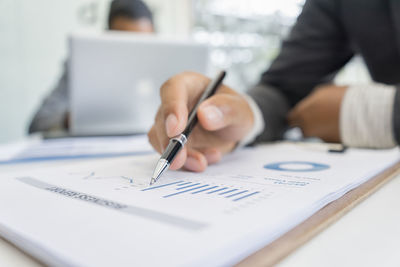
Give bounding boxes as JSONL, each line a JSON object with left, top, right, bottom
{"left": 150, "top": 71, "right": 227, "bottom": 185}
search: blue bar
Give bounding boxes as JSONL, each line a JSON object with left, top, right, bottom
{"left": 176, "top": 182, "right": 192, "bottom": 186}
{"left": 225, "top": 190, "right": 248, "bottom": 198}
{"left": 192, "top": 186, "right": 218, "bottom": 194}
{"left": 83, "top": 172, "right": 95, "bottom": 179}
{"left": 163, "top": 185, "right": 209, "bottom": 198}
{"left": 121, "top": 176, "right": 133, "bottom": 183}
{"left": 219, "top": 189, "right": 238, "bottom": 195}
{"left": 207, "top": 187, "right": 228, "bottom": 194}
{"left": 233, "top": 191, "right": 260, "bottom": 201}
{"left": 176, "top": 183, "right": 201, "bottom": 190}
{"left": 141, "top": 181, "right": 183, "bottom": 191}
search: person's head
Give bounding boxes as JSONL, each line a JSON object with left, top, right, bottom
{"left": 108, "top": 0, "right": 154, "bottom": 33}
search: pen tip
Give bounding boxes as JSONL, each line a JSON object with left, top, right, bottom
{"left": 150, "top": 159, "right": 169, "bottom": 186}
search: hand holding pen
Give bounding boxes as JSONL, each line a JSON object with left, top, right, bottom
{"left": 148, "top": 71, "right": 256, "bottom": 182}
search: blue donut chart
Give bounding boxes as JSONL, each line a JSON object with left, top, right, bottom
{"left": 264, "top": 161, "right": 330, "bottom": 172}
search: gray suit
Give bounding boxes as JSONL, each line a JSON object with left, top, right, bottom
{"left": 248, "top": 0, "right": 400, "bottom": 144}
{"left": 29, "top": 63, "right": 69, "bottom": 133}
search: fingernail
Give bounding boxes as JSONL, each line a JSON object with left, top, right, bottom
{"left": 202, "top": 105, "right": 224, "bottom": 124}
{"left": 184, "top": 157, "right": 199, "bottom": 171}
{"left": 165, "top": 114, "right": 178, "bottom": 137}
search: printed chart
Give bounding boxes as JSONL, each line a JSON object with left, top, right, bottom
{"left": 142, "top": 181, "right": 260, "bottom": 202}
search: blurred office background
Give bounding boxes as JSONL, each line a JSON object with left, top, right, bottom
{"left": 0, "top": 0, "right": 370, "bottom": 144}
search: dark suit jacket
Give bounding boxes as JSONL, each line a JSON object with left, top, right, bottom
{"left": 248, "top": 0, "right": 400, "bottom": 144}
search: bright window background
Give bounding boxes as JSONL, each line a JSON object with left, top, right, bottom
{"left": 192, "top": 0, "right": 370, "bottom": 91}
{"left": 192, "top": 0, "right": 306, "bottom": 90}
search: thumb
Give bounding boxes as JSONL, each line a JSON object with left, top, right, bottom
{"left": 197, "top": 94, "right": 252, "bottom": 132}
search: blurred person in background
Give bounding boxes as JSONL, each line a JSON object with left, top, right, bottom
{"left": 29, "top": 0, "right": 154, "bottom": 133}
{"left": 148, "top": 0, "right": 400, "bottom": 172}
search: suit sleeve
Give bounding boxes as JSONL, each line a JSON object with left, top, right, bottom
{"left": 28, "top": 64, "right": 69, "bottom": 133}
{"left": 247, "top": 0, "right": 354, "bottom": 142}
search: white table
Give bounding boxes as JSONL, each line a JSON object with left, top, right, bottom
{"left": 1, "top": 159, "right": 399, "bottom": 267}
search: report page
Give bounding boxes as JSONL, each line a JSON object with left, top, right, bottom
{"left": 0, "top": 143, "right": 398, "bottom": 266}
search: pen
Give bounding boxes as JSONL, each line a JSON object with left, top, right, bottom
{"left": 150, "top": 70, "right": 227, "bottom": 185}
{"left": 289, "top": 141, "right": 347, "bottom": 153}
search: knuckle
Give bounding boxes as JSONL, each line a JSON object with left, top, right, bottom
{"left": 155, "top": 112, "right": 164, "bottom": 126}
{"left": 160, "top": 75, "right": 183, "bottom": 96}
{"left": 160, "top": 78, "right": 174, "bottom": 96}
{"left": 147, "top": 131, "right": 158, "bottom": 151}
{"left": 154, "top": 108, "right": 162, "bottom": 123}
{"left": 161, "top": 72, "right": 188, "bottom": 91}
{"left": 147, "top": 128, "right": 156, "bottom": 143}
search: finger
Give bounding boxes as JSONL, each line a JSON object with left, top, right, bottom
{"left": 200, "top": 148, "right": 222, "bottom": 165}
{"left": 160, "top": 80, "right": 188, "bottom": 138}
{"left": 148, "top": 108, "right": 166, "bottom": 153}
{"left": 154, "top": 115, "right": 170, "bottom": 153}
{"left": 287, "top": 108, "right": 299, "bottom": 126}
{"left": 287, "top": 102, "right": 306, "bottom": 127}
{"left": 147, "top": 125, "right": 162, "bottom": 153}
{"left": 151, "top": 120, "right": 187, "bottom": 170}
{"left": 160, "top": 73, "right": 209, "bottom": 137}
{"left": 197, "top": 94, "right": 252, "bottom": 131}
{"left": 183, "top": 149, "right": 208, "bottom": 172}
{"left": 169, "top": 147, "right": 187, "bottom": 170}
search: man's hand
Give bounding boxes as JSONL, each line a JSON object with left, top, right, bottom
{"left": 288, "top": 85, "right": 348, "bottom": 143}
{"left": 147, "top": 72, "right": 254, "bottom": 172}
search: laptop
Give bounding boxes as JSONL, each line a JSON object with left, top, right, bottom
{"left": 69, "top": 32, "right": 209, "bottom": 136}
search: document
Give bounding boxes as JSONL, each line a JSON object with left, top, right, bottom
{"left": 0, "top": 143, "right": 398, "bottom": 266}
{"left": 0, "top": 135, "right": 153, "bottom": 164}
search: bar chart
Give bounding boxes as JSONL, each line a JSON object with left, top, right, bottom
{"left": 142, "top": 181, "right": 260, "bottom": 202}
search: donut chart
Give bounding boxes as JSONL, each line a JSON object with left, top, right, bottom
{"left": 264, "top": 161, "right": 330, "bottom": 172}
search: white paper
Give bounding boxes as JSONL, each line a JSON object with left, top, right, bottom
{"left": 0, "top": 143, "right": 398, "bottom": 266}
{"left": 0, "top": 135, "right": 153, "bottom": 164}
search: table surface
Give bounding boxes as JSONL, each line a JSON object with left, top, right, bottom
{"left": 0, "top": 159, "right": 399, "bottom": 267}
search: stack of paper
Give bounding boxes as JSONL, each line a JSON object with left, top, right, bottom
{"left": 0, "top": 143, "right": 398, "bottom": 266}
{"left": 0, "top": 135, "right": 153, "bottom": 164}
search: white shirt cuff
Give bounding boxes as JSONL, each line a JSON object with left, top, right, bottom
{"left": 340, "top": 84, "right": 397, "bottom": 148}
{"left": 237, "top": 94, "right": 265, "bottom": 147}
